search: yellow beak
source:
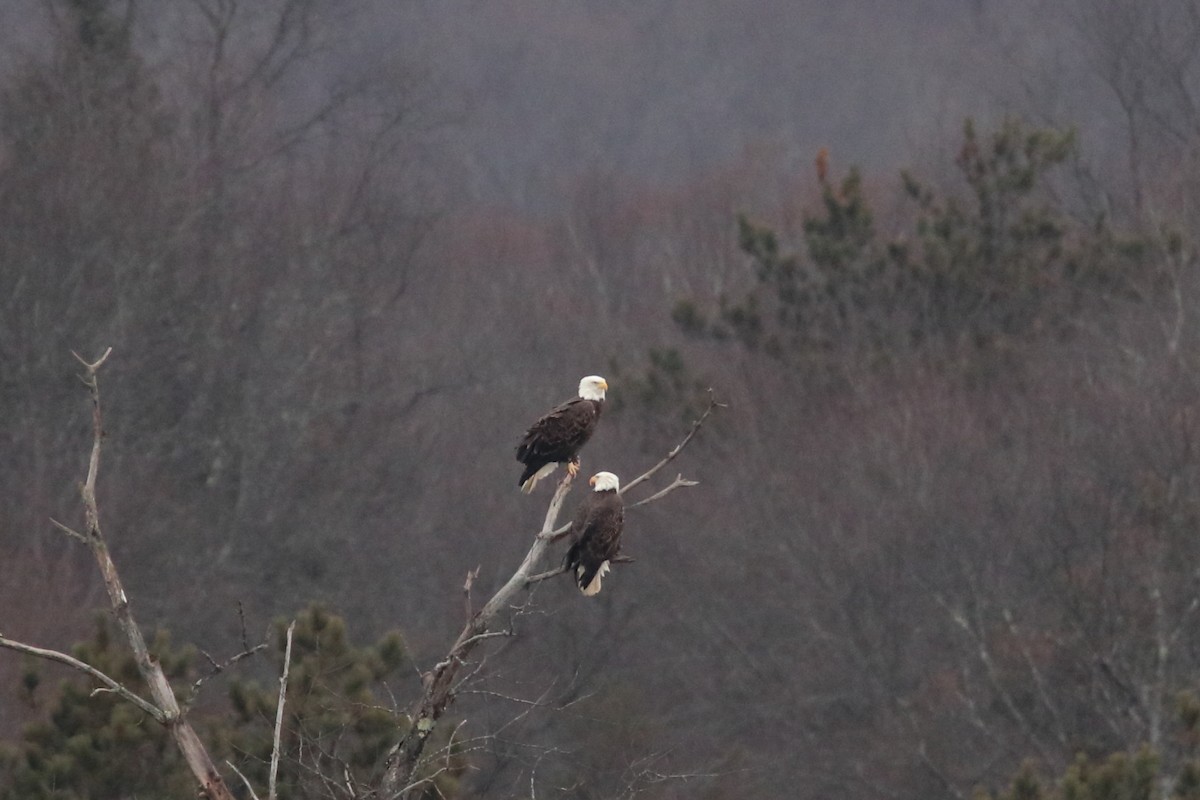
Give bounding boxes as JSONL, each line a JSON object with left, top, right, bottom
{"left": 589, "top": 474, "right": 598, "bottom": 486}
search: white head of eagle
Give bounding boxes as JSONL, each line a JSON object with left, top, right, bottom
{"left": 578, "top": 375, "right": 608, "bottom": 402}
{"left": 515, "top": 375, "right": 609, "bottom": 493}
{"left": 589, "top": 470, "right": 619, "bottom": 492}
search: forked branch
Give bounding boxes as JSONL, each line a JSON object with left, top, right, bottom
{"left": 1, "top": 350, "right": 238, "bottom": 800}
{"left": 620, "top": 390, "right": 723, "bottom": 497}
{"left": 378, "top": 391, "right": 720, "bottom": 799}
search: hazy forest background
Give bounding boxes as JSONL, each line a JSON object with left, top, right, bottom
{"left": 4, "top": 1, "right": 1200, "bottom": 798}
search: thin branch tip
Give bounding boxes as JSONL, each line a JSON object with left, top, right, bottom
{"left": 227, "top": 761, "right": 264, "bottom": 800}
{"left": 50, "top": 517, "right": 88, "bottom": 543}
{"left": 71, "top": 346, "right": 113, "bottom": 373}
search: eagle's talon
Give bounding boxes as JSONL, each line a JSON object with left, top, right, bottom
{"left": 566, "top": 460, "right": 580, "bottom": 478}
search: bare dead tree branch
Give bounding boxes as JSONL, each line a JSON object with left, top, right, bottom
{"left": 525, "top": 553, "right": 637, "bottom": 588}
{"left": 238, "top": 600, "right": 251, "bottom": 652}
{"left": 227, "top": 760, "right": 264, "bottom": 800}
{"left": 537, "top": 396, "right": 718, "bottom": 544}
{"left": 463, "top": 566, "right": 481, "bottom": 622}
{"left": 49, "top": 516, "right": 88, "bottom": 544}
{"left": 524, "top": 565, "right": 568, "bottom": 586}
{"left": 620, "top": 390, "right": 723, "bottom": 497}
{"left": 456, "top": 629, "right": 515, "bottom": 649}
{"left": 378, "top": 394, "right": 719, "bottom": 798}
{"left": 1001, "top": 607, "right": 1069, "bottom": 749}
{"left": 1, "top": 350, "right": 238, "bottom": 800}
{"left": 935, "top": 589, "right": 1054, "bottom": 766}
{"left": 628, "top": 474, "right": 700, "bottom": 509}
{"left": 0, "top": 634, "right": 164, "bottom": 720}
{"left": 187, "top": 640, "right": 268, "bottom": 704}
{"left": 379, "top": 472, "right": 576, "bottom": 797}
{"left": 270, "top": 620, "right": 296, "bottom": 800}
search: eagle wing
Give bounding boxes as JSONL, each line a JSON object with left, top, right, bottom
{"left": 516, "top": 397, "right": 598, "bottom": 465}
{"left": 565, "top": 493, "right": 625, "bottom": 595}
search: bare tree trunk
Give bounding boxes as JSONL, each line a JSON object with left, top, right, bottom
{"left": 378, "top": 475, "right": 577, "bottom": 798}
{"left": 76, "top": 349, "right": 238, "bottom": 800}
{"left": 42, "top": 350, "right": 237, "bottom": 800}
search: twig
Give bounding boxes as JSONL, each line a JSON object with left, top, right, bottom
{"left": 270, "top": 620, "right": 296, "bottom": 800}
{"left": 226, "top": 760, "right": 264, "bottom": 800}
{"left": 524, "top": 565, "right": 568, "bottom": 587}
{"left": 397, "top": 765, "right": 455, "bottom": 797}
{"left": 526, "top": 555, "right": 633, "bottom": 589}
{"left": 537, "top": 521, "right": 572, "bottom": 543}
{"left": 457, "top": 689, "right": 556, "bottom": 708}
{"left": 188, "top": 642, "right": 268, "bottom": 703}
{"left": 540, "top": 461, "right": 707, "bottom": 546}
{"left": 620, "top": 390, "right": 723, "bottom": 497}
{"left": 237, "top": 601, "right": 250, "bottom": 653}
{"left": 457, "top": 629, "right": 514, "bottom": 649}
{"left": 71, "top": 346, "right": 113, "bottom": 373}
{"left": 49, "top": 517, "right": 88, "bottom": 544}
{"left": 628, "top": 474, "right": 700, "bottom": 509}
{"left": 0, "top": 634, "right": 164, "bottom": 721}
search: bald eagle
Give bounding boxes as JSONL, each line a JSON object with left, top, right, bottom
{"left": 516, "top": 375, "right": 607, "bottom": 493}
{"left": 564, "top": 471, "right": 625, "bottom": 596}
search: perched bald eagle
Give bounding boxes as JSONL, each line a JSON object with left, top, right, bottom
{"left": 564, "top": 471, "right": 625, "bottom": 596}
{"left": 516, "top": 375, "right": 607, "bottom": 493}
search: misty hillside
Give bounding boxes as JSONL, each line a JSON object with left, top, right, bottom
{"left": 2, "top": 1, "right": 1199, "bottom": 799}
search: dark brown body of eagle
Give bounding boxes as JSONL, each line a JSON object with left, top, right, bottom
{"left": 564, "top": 485, "right": 624, "bottom": 596}
{"left": 515, "top": 397, "right": 603, "bottom": 491}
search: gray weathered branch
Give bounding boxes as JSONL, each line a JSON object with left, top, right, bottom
{"left": 269, "top": 620, "right": 296, "bottom": 800}
{"left": 4, "top": 350, "right": 238, "bottom": 800}
{"left": 378, "top": 392, "right": 720, "bottom": 798}
{"left": 379, "top": 472, "right": 577, "bottom": 798}
{"left": 0, "top": 634, "right": 164, "bottom": 721}
{"left": 628, "top": 473, "right": 700, "bottom": 509}
{"left": 620, "top": 390, "right": 723, "bottom": 497}
{"left": 187, "top": 641, "right": 268, "bottom": 705}
{"left": 228, "top": 760, "right": 264, "bottom": 800}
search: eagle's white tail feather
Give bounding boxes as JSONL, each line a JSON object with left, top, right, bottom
{"left": 521, "top": 462, "right": 559, "bottom": 494}
{"left": 578, "top": 560, "right": 611, "bottom": 596}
